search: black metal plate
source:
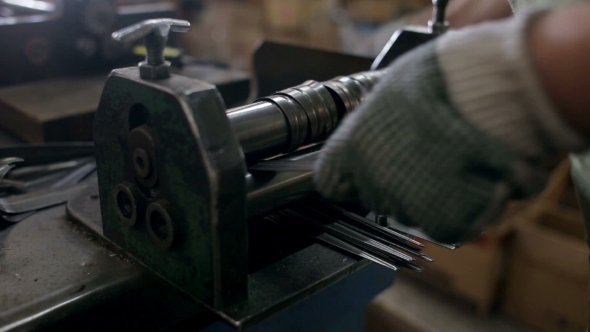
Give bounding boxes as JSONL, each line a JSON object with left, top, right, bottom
{"left": 253, "top": 41, "right": 373, "bottom": 97}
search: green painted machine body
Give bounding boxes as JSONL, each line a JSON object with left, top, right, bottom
{"left": 93, "top": 67, "right": 248, "bottom": 308}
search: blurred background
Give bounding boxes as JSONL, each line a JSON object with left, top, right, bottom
{"left": 178, "top": 0, "right": 430, "bottom": 69}
{"left": 0, "top": 0, "right": 431, "bottom": 86}
{"left": 0, "top": 1, "right": 587, "bottom": 332}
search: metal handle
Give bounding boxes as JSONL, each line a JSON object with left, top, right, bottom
{"left": 428, "top": 0, "right": 449, "bottom": 35}
{"left": 112, "top": 18, "right": 191, "bottom": 79}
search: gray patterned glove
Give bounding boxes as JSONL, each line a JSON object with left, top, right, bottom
{"left": 314, "top": 9, "right": 588, "bottom": 243}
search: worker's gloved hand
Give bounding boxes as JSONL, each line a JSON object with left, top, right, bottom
{"left": 314, "top": 9, "right": 588, "bottom": 243}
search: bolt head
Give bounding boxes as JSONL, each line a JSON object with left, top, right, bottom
{"left": 132, "top": 147, "right": 151, "bottom": 178}
{"left": 147, "top": 201, "right": 174, "bottom": 249}
{"left": 113, "top": 183, "right": 137, "bottom": 226}
{"left": 139, "top": 61, "right": 171, "bottom": 80}
{"left": 128, "top": 125, "right": 158, "bottom": 188}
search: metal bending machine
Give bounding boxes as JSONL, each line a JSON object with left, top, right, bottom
{"left": 95, "top": 14, "right": 387, "bottom": 302}
{"left": 0, "top": 1, "right": 453, "bottom": 330}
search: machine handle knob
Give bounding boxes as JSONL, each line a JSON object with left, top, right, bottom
{"left": 111, "top": 19, "right": 191, "bottom": 79}
{"left": 428, "top": 0, "right": 449, "bottom": 35}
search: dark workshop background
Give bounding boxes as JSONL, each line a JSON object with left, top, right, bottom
{"left": 0, "top": 0, "right": 587, "bottom": 331}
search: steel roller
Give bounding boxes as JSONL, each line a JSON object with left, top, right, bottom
{"left": 224, "top": 70, "right": 385, "bottom": 218}
{"left": 226, "top": 70, "right": 385, "bottom": 162}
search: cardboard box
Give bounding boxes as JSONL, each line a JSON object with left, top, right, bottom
{"left": 400, "top": 159, "right": 578, "bottom": 317}
{"left": 262, "top": 0, "right": 334, "bottom": 30}
{"left": 403, "top": 201, "right": 527, "bottom": 316}
{"left": 344, "top": 0, "right": 402, "bottom": 23}
{"left": 537, "top": 158, "right": 580, "bottom": 211}
{"left": 406, "top": 228, "right": 504, "bottom": 316}
{"left": 502, "top": 205, "right": 589, "bottom": 332}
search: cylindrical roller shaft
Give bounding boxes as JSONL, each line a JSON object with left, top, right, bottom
{"left": 246, "top": 150, "right": 318, "bottom": 218}
{"left": 226, "top": 69, "right": 385, "bottom": 162}
{"left": 246, "top": 171, "right": 314, "bottom": 218}
{"left": 226, "top": 102, "right": 289, "bottom": 159}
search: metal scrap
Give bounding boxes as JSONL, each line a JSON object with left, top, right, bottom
{"left": 0, "top": 183, "right": 88, "bottom": 214}
{"left": 8, "top": 157, "right": 92, "bottom": 179}
{"left": 0, "top": 145, "right": 96, "bottom": 223}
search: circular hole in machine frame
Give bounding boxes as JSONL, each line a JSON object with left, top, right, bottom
{"left": 147, "top": 201, "right": 174, "bottom": 249}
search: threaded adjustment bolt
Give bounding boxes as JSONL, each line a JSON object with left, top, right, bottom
{"left": 111, "top": 18, "right": 190, "bottom": 79}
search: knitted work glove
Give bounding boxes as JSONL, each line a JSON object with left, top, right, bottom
{"left": 314, "top": 9, "right": 588, "bottom": 243}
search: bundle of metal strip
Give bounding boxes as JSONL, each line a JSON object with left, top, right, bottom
{"left": 264, "top": 198, "right": 458, "bottom": 272}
